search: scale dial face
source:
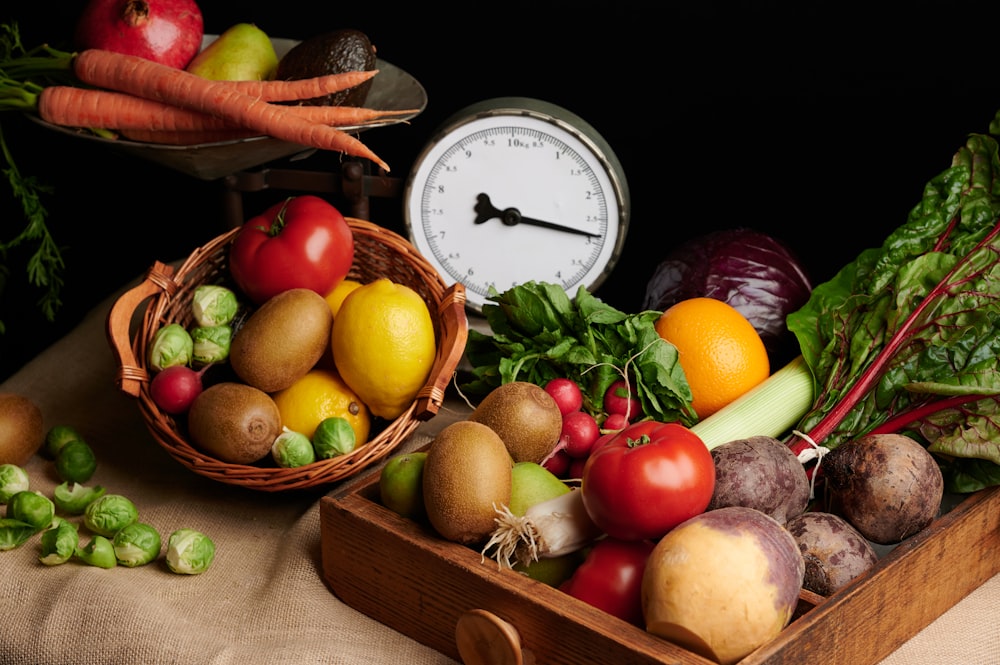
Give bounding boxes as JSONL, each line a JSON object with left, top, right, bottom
{"left": 404, "top": 98, "right": 630, "bottom": 312}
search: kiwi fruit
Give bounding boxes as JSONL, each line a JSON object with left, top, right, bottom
{"left": 187, "top": 382, "right": 282, "bottom": 464}
{"left": 229, "top": 288, "right": 333, "bottom": 393}
{"left": 468, "top": 382, "right": 563, "bottom": 463}
{"left": 0, "top": 392, "right": 44, "bottom": 465}
{"left": 422, "top": 421, "right": 513, "bottom": 545}
{"left": 276, "top": 28, "right": 377, "bottom": 107}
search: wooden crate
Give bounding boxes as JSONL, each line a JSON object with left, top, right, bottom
{"left": 320, "top": 472, "right": 1000, "bottom": 664}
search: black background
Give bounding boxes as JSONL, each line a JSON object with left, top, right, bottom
{"left": 2, "top": 2, "right": 999, "bottom": 381}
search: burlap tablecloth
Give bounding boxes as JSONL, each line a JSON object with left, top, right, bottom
{"left": 2, "top": 285, "right": 999, "bottom": 665}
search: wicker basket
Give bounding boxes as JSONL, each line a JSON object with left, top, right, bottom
{"left": 105, "top": 218, "right": 468, "bottom": 492}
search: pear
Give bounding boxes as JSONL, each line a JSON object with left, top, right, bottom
{"left": 507, "top": 462, "right": 579, "bottom": 586}
{"left": 186, "top": 23, "right": 278, "bottom": 81}
{"left": 508, "top": 461, "right": 570, "bottom": 517}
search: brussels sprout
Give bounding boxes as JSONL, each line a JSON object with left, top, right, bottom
{"left": 55, "top": 440, "right": 97, "bottom": 483}
{"left": 312, "top": 417, "right": 357, "bottom": 459}
{"left": 7, "top": 490, "right": 54, "bottom": 531}
{"left": 271, "top": 428, "right": 316, "bottom": 468}
{"left": 191, "top": 285, "right": 239, "bottom": 327}
{"left": 52, "top": 482, "right": 106, "bottom": 515}
{"left": 39, "top": 517, "right": 79, "bottom": 565}
{"left": 148, "top": 323, "right": 194, "bottom": 372}
{"left": 75, "top": 535, "right": 117, "bottom": 568}
{"left": 190, "top": 325, "right": 232, "bottom": 365}
{"left": 166, "top": 528, "right": 215, "bottom": 575}
{"left": 44, "top": 424, "right": 85, "bottom": 458}
{"left": 83, "top": 494, "right": 138, "bottom": 537}
{"left": 0, "top": 464, "right": 29, "bottom": 503}
{"left": 112, "top": 522, "right": 162, "bottom": 567}
{"left": 0, "top": 518, "right": 37, "bottom": 550}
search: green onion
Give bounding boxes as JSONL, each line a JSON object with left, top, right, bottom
{"left": 690, "top": 356, "right": 814, "bottom": 450}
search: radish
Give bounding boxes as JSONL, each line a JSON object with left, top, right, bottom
{"left": 604, "top": 379, "right": 641, "bottom": 420}
{"left": 544, "top": 378, "right": 583, "bottom": 416}
{"left": 74, "top": 0, "right": 205, "bottom": 70}
{"left": 541, "top": 448, "right": 571, "bottom": 478}
{"left": 149, "top": 364, "right": 209, "bottom": 415}
{"left": 560, "top": 410, "right": 600, "bottom": 459}
{"left": 602, "top": 413, "right": 629, "bottom": 432}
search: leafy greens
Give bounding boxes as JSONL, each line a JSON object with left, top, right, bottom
{"left": 462, "top": 281, "right": 698, "bottom": 426}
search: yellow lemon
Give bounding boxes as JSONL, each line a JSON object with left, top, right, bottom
{"left": 331, "top": 278, "right": 436, "bottom": 420}
{"left": 271, "top": 368, "right": 371, "bottom": 443}
{"left": 325, "top": 278, "right": 363, "bottom": 318}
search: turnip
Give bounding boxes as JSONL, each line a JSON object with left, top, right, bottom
{"left": 642, "top": 506, "right": 804, "bottom": 665}
{"left": 822, "top": 433, "right": 943, "bottom": 545}
{"left": 707, "top": 435, "right": 810, "bottom": 525}
{"left": 784, "top": 511, "right": 878, "bottom": 596}
{"left": 149, "top": 364, "right": 209, "bottom": 415}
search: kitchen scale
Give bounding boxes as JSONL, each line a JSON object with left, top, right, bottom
{"left": 403, "top": 97, "right": 631, "bottom": 320}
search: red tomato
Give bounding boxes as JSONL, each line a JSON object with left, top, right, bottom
{"left": 229, "top": 195, "right": 354, "bottom": 304}
{"left": 560, "top": 537, "right": 656, "bottom": 626}
{"left": 581, "top": 421, "right": 715, "bottom": 540}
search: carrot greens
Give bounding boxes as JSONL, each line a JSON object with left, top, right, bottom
{"left": 0, "top": 23, "right": 75, "bottom": 331}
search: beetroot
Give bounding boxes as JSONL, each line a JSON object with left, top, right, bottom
{"left": 707, "top": 435, "right": 810, "bottom": 525}
{"left": 785, "top": 511, "right": 878, "bottom": 596}
{"left": 822, "top": 433, "right": 943, "bottom": 545}
{"left": 74, "top": 0, "right": 204, "bottom": 69}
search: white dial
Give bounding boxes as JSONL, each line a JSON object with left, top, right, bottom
{"left": 404, "top": 98, "right": 629, "bottom": 312}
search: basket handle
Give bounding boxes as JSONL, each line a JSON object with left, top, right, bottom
{"left": 105, "top": 261, "right": 179, "bottom": 398}
{"left": 413, "top": 282, "right": 469, "bottom": 421}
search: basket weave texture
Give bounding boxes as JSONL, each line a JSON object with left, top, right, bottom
{"left": 106, "top": 218, "right": 468, "bottom": 492}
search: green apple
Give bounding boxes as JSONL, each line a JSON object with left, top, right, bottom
{"left": 509, "top": 461, "right": 570, "bottom": 517}
{"left": 186, "top": 23, "right": 278, "bottom": 81}
{"left": 379, "top": 451, "right": 428, "bottom": 520}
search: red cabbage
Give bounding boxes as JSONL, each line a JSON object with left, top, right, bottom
{"left": 641, "top": 228, "right": 813, "bottom": 366}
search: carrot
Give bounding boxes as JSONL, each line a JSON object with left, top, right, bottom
{"left": 227, "top": 69, "right": 379, "bottom": 102}
{"left": 120, "top": 127, "right": 261, "bottom": 145}
{"left": 70, "top": 49, "right": 390, "bottom": 171}
{"left": 38, "top": 86, "right": 418, "bottom": 132}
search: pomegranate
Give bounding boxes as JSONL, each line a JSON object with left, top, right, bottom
{"left": 74, "top": 0, "right": 205, "bottom": 69}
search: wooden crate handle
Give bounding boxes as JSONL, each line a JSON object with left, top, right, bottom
{"left": 105, "top": 261, "right": 179, "bottom": 398}
{"left": 455, "top": 609, "right": 530, "bottom": 665}
{"left": 413, "top": 282, "right": 469, "bottom": 421}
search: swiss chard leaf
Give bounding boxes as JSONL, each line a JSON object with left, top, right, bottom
{"left": 787, "top": 133, "right": 1000, "bottom": 472}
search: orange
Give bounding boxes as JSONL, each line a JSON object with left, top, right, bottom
{"left": 653, "top": 297, "right": 770, "bottom": 420}
{"left": 271, "top": 368, "right": 371, "bottom": 443}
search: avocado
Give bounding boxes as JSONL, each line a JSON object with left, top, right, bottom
{"left": 276, "top": 28, "right": 377, "bottom": 107}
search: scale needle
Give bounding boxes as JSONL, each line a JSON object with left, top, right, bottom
{"left": 473, "top": 193, "right": 600, "bottom": 238}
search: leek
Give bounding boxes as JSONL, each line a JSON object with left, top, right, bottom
{"left": 690, "top": 356, "right": 814, "bottom": 450}
{"left": 481, "top": 489, "right": 603, "bottom": 569}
